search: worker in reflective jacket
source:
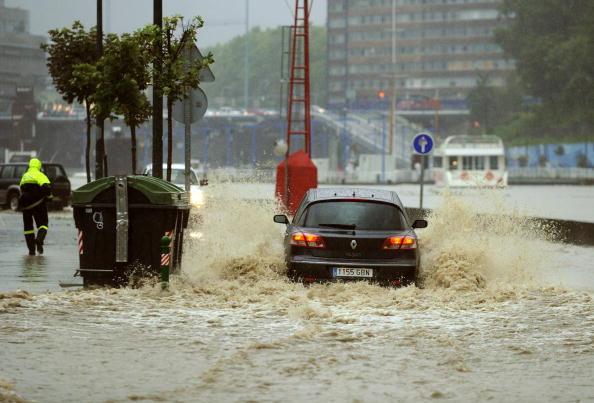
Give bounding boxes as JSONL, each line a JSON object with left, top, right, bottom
{"left": 19, "top": 158, "right": 53, "bottom": 255}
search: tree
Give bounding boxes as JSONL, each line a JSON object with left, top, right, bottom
{"left": 40, "top": 21, "right": 97, "bottom": 183}
{"left": 205, "top": 25, "right": 327, "bottom": 109}
{"left": 495, "top": 0, "right": 594, "bottom": 126}
{"left": 87, "top": 29, "right": 155, "bottom": 174}
{"left": 467, "top": 73, "right": 498, "bottom": 133}
{"left": 467, "top": 72, "right": 523, "bottom": 133}
{"left": 156, "top": 15, "right": 214, "bottom": 181}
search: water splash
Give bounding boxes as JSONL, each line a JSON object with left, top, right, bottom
{"left": 419, "top": 188, "right": 559, "bottom": 291}
{"left": 181, "top": 182, "right": 286, "bottom": 284}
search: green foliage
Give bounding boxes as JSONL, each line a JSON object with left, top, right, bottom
{"left": 205, "top": 25, "right": 326, "bottom": 108}
{"left": 41, "top": 16, "right": 215, "bottom": 176}
{"left": 40, "top": 21, "right": 97, "bottom": 106}
{"left": 495, "top": 0, "right": 594, "bottom": 126}
{"left": 153, "top": 15, "right": 214, "bottom": 180}
{"left": 40, "top": 21, "right": 97, "bottom": 182}
{"left": 88, "top": 28, "right": 154, "bottom": 127}
{"left": 492, "top": 112, "right": 536, "bottom": 145}
{"left": 158, "top": 15, "right": 214, "bottom": 104}
{"left": 80, "top": 27, "right": 157, "bottom": 174}
{"left": 467, "top": 72, "right": 523, "bottom": 133}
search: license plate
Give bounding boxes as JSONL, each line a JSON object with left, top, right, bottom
{"left": 333, "top": 267, "right": 373, "bottom": 278}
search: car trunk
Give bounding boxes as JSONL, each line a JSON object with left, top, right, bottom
{"left": 301, "top": 228, "right": 414, "bottom": 260}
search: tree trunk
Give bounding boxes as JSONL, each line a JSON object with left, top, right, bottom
{"left": 85, "top": 102, "right": 92, "bottom": 183}
{"left": 131, "top": 125, "right": 137, "bottom": 175}
{"left": 167, "top": 98, "right": 173, "bottom": 182}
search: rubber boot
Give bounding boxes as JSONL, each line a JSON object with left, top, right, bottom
{"left": 25, "top": 233, "right": 36, "bottom": 256}
{"left": 36, "top": 228, "right": 47, "bottom": 255}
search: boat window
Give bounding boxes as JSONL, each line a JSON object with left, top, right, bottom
{"left": 463, "top": 156, "right": 473, "bottom": 170}
{"left": 489, "top": 156, "right": 499, "bottom": 170}
{"left": 449, "top": 157, "right": 459, "bottom": 170}
{"left": 475, "top": 156, "right": 485, "bottom": 170}
{"left": 462, "top": 156, "right": 485, "bottom": 170}
{"left": 433, "top": 156, "right": 443, "bottom": 168}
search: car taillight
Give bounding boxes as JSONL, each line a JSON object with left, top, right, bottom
{"left": 290, "top": 232, "right": 326, "bottom": 248}
{"left": 382, "top": 236, "right": 417, "bottom": 250}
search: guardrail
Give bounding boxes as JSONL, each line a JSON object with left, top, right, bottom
{"left": 508, "top": 167, "right": 594, "bottom": 184}
{"left": 509, "top": 167, "right": 594, "bottom": 179}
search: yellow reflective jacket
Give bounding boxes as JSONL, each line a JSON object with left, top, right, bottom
{"left": 19, "top": 158, "right": 53, "bottom": 209}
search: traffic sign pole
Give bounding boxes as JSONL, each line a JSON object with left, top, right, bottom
{"left": 420, "top": 155, "right": 425, "bottom": 209}
{"left": 412, "top": 133, "right": 434, "bottom": 210}
{"left": 172, "top": 43, "right": 215, "bottom": 192}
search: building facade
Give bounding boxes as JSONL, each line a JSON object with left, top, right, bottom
{"left": 0, "top": 0, "right": 47, "bottom": 103}
{"left": 326, "top": 0, "right": 514, "bottom": 109}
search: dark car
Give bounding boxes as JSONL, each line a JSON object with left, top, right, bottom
{"left": 273, "top": 187, "right": 427, "bottom": 286}
{"left": 0, "top": 162, "right": 72, "bottom": 210}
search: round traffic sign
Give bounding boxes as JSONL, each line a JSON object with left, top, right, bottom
{"left": 413, "top": 133, "right": 434, "bottom": 154}
{"left": 172, "top": 87, "right": 208, "bottom": 124}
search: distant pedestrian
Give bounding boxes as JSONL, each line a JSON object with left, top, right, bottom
{"left": 19, "top": 158, "right": 53, "bottom": 255}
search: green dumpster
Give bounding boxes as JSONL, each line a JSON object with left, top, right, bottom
{"left": 72, "top": 175, "right": 190, "bottom": 287}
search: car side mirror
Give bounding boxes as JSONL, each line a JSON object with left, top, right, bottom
{"left": 273, "top": 214, "right": 289, "bottom": 224}
{"left": 199, "top": 179, "right": 209, "bottom": 186}
{"left": 412, "top": 219, "right": 428, "bottom": 229}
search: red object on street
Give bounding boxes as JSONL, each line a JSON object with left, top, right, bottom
{"left": 276, "top": 149, "right": 317, "bottom": 215}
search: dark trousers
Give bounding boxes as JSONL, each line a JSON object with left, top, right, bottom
{"left": 23, "top": 202, "right": 48, "bottom": 254}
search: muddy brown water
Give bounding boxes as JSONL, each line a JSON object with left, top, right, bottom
{"left": 1, "top": 185, "right": 593, "bottom": 402}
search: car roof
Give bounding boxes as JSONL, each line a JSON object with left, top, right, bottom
{"left": 1, "top": 162, "right": 63, "bottom": 167}
{"left": 304, "top": 187, "right": 404, "bottom": 208}
{"left": 144, "top": 163, "right": 195, "bottom": 171}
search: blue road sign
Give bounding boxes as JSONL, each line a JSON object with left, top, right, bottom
{"left": 413, "top": 133, "right": 434, "bottom": 154}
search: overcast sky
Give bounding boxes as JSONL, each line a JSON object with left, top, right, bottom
{"left": 7, "top": 0, "right": 327, "bottom": 47}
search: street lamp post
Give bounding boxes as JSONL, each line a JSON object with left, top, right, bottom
{"left": 381, "top": 115, "right": 386, "bottom": 183}
{"left": 370, "top": 116, "right": 387, "bottom": 183}
{"left": 244, "top": 0, "right": 249, "bottom": 110}
{"left": 95, "top": 0, "right": 105, "bottom": 179}
{"left": 152, "top": 0, "right": 163, "bottom": 179}
{"left": 388, "top": 0, "right": 401, "bottom": 158}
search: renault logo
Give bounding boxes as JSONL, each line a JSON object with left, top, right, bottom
{"left": 350, "top": 240, "right": 357, "bottom": 250}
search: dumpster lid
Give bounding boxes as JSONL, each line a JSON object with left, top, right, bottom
{"left": 72, "top": 175, "right": 189, "bottom": 206}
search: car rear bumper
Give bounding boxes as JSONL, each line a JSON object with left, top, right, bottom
{"left": 288, "top": 255, "right": 418, "bottom": 285}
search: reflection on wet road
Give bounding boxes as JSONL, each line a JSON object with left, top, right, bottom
{"left": 0, "top": 211, "right": 78, "bottom": 293}
{"left": 1, "top": 184, "right": 593, "bottom": 402}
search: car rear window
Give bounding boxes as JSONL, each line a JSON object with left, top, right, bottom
{"left": 14, "top": 165, "right": 27, "bottom": 178}
{"left": 43, "top": 165, "right": 66, "bottom": 179}
{"left": 301, "top": 200, "right": 407, "bottom": 231}
{"left": 146, "top": 169, "right": 198, "bottom": 185}
{"left": 171, "top": 169, "right": 198, "bottom": 185}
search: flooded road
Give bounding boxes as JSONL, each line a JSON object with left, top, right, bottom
{"left": 1, "top": 184, "right": 594, "bottom": 402}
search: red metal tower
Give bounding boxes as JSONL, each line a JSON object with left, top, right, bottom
{"left": 275, "top": 0, "right": 317, "bottom": 214}
{"left": 286, "top": 0, "right": 312, "bottom": 156}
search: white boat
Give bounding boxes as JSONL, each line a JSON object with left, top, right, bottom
{"left": 431, "top": 135, "right": 508, "bottom": 187}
